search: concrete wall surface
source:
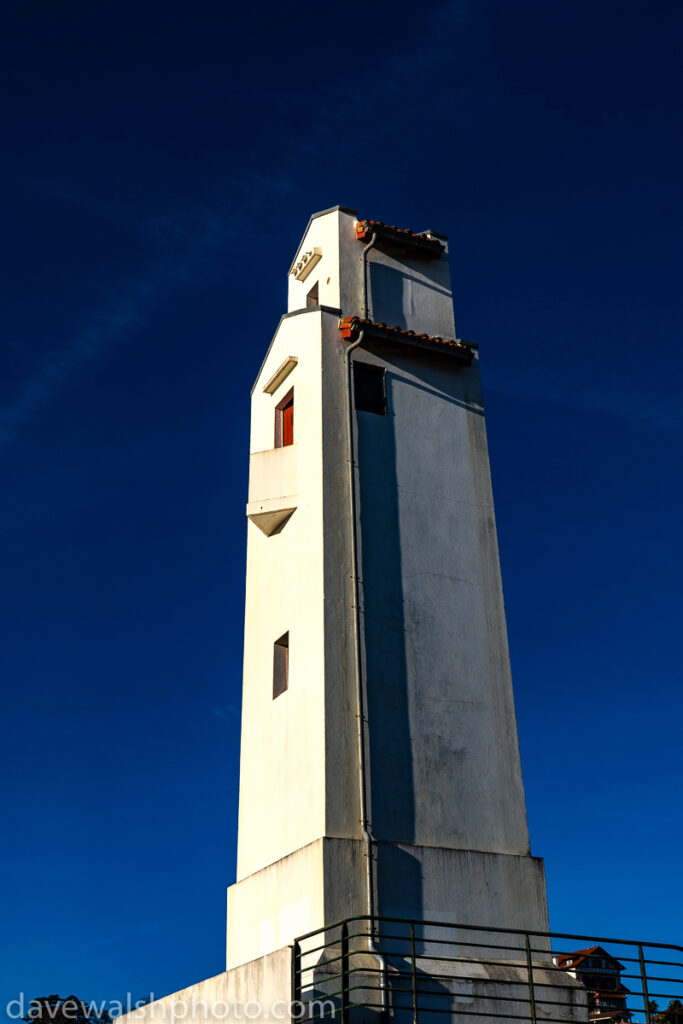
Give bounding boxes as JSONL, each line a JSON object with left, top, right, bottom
{"left": 317, "top": 953, "right": 586, "bottom": 1024}
{"left": 237, "top": 311, "right": 329, "bottom": 882}
{"left": 247, "top": 446, "right": 298, "bottom": 502}
{"left": 228, "top": 840, "right": 325, "bottom": 969}
{"left": 227, "top": 837, "right": 370, "bottom": 969}
{"left": 287, "top": 209, "right": 346, "bottom": 313}
{"left": 228, "top": 836, "right": 549, "bottom": 969}
{"left": 115, "top": 948, "right": 293, "bottom": 1024}
{"left": 374, "top": 841, "right": 549, "bottom": 938}
{"left": 312, "top": 957, "right": 588, "bottom": 1024}
{"left": 353, "top": 343, "right": 531, "bottom": 856}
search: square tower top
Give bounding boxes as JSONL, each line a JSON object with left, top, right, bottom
{"left": 287, "top": 206, "right": 456, "bottom": 340}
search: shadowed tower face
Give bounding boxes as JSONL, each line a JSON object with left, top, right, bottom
{"left": 227, "top": 207, "right": 549, "bottom": 971}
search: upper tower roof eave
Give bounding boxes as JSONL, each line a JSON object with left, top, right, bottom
{"left": 287, "top": 205, "right": 358, "bottom": 275}
{"left": 249, "top": 305, "right": 343, "bottom": 396}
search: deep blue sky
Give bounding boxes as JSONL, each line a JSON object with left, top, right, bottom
{"left": 2, "top": 0, "right": 682, "bottom": 1013}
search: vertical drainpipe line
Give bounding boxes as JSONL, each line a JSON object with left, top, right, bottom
{"left": 344, "top": 327, "right": 370, "bottom": 891}
{"left": 342, "top": 229, "right": 388, "bottom": 1016}
{"left": 360, "top": 231, "right": 378, "bottom": 320}
{"left": 344, "top": 329, "right": 388, "bottom": 1015}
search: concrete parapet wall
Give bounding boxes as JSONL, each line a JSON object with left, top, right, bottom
{"left": 311, "top": 953, "right": 588, "bottom": 1024}
{"left": 115, "top": 948, "right": 292, "bottom": 1024}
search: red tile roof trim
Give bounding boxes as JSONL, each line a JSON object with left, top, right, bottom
{"left": 555, "top": 946, "right": 626, "bottom": 971}
{"left": 356, "top": 219, "right": 445, "bottom": 258}
{"left": 339, "top": 316, "right": 475, "bottom": 366}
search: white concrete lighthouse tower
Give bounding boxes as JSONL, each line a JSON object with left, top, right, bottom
{"left": 227, "top": 205, "right": 549, "bottom": 971}
{"left": 118, "top": 206, "right": 585, "bottom": 1024}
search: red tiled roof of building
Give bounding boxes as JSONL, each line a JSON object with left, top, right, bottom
{"left": 338, "top": 316, "right": 475, "bottom": 365}
{"left": 355, "top": 219, "right": 445, "bottom": 258}
{"left": 556, "top": 945, "right": 601, "bottom": 966}
{"left": 556, "top": 946, "right": 626, "bottom": 971}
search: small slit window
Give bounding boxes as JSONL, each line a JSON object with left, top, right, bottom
{"left": 275, "top": 388, "right": 294, "bottom": 447}
{"left": 273, "top": 632, "right": 289, "bottom": 698}
{"left": 306, "top": 282, "right": 319, "bottom": 308}
{"left": 353, "top": 362, "right": 387, "bottom": 415}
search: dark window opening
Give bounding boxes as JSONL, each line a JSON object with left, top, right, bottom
{"left": 306, "top": 282, "right": 319, "bottom": 307}
{"left": 353, "top": 362, "right": 387, "bottom": 415}
{"left": 273, "top": 632, "right": 289, "bottom": 698}
{"left": 275, "top": 388, "right": 294, "bottom": 447}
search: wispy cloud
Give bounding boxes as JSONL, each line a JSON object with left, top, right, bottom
{"left": 2, "top": 6, "right": 473, "bottom": 449}
{"left": 90, "top": 919, "right": 163, "bottom": 947}
{"left": 0, "top": 173, "right": 294, "bottom": 447}
{"left": 480, "top": 303, "right": 683, "bottom": 432}
{"left": 211, "top": 703, "right": 240, "bottom": 720}
{"left": 1, "top": 278, "right": 151, "bottom": 445}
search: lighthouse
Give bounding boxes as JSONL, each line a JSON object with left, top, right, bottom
{"left": 116, "top": 206, "right": 587, "bottom": 1024}
{"left": 228, "top": 205, "right": 549, "bottom": 971}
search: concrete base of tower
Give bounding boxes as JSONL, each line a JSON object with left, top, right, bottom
{"left": 115, "top": 840, "right": 569, "bottom": 1024}
{"left": 311, "top": 951, "right": 588, "bottom": 1024}
{"left": 109, "top": 944, "right": 589, "bottom": 1024}
{"left": 227, "top": 837, "right": 366, "bottom": 970}
{"left": 374, "top": 839, "right": 550, "bottom": 938}
{"left": 226, "top": 836, "right": 550, "bottom": 970}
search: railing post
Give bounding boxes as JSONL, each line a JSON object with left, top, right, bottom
{"left": 291, "top": 940, "right": 302, "bottom": 1011}
{"left": 639, "top": 945, "right": 652, "bottom": 1024}
{"left": 410, "top": 922, "right": 419, "bottom": 1024}
{"left": 341, "top": 922, "right": 350, "bottom": 1024}
{"left": 524, "top": 933, "right": 537, "bottom": 1024}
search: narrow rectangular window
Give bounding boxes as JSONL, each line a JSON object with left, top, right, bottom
{"left": 275, "top": 388, "right": 294, "bottom": 447}
{"left": 306, "top": 281, "right": 319, "bottom": 307}
{"left": 282, "top": 398, "right": 294, "bottom": 445}
{"left": 353, "top": 362, "right": 387, "bottom": 415}
{"left": 273, "top": 632, "right": 289, "bottom": 698}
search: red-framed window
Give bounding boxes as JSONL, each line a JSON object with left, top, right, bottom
{"left": 275, "top": 388, "right": 294, "bottom": 448}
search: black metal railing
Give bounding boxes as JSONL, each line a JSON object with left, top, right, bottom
{"left": 291, "top": 916, "right": 683, "bottom": 1024}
